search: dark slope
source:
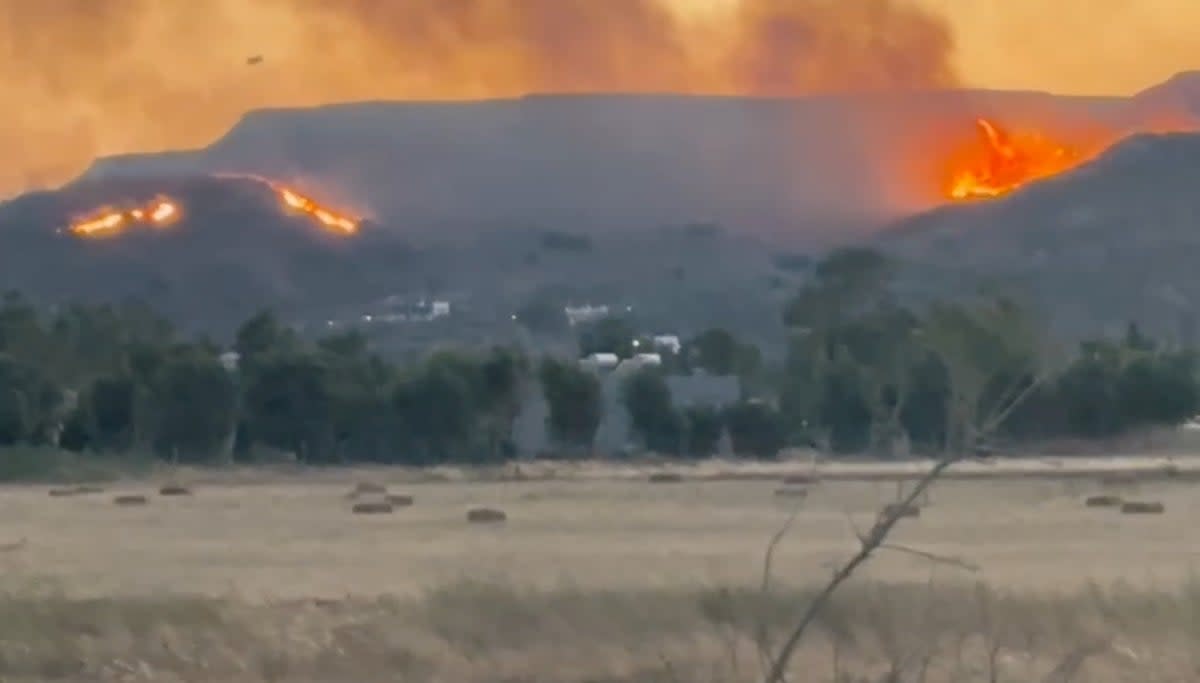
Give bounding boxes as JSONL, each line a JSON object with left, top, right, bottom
{"left": 880, "top": 131, "right": 1200, "bottom": 339}
{"left": 0, "top": 175, "right": 416, "bottom": 334}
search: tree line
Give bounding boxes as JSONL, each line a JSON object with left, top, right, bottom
{"left": 0, "top": 248, "right": 1197, "bottom": 465}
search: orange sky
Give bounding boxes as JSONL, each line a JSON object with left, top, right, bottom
{"left": 685, "top": 0, "right": 1200, "bottom": 94}
{"left": 1, "top": 0, "right": 1197, "bottom": 197}
{"left": 921, "top": 0, "right": 1200, "bottom": 95}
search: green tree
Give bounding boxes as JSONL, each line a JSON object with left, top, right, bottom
{"left": 781, "top": 248, "right": 917, "bottom": 454}
{"left": 539, "top": 358, "right": 603, "bottom": 452}
{"left": 394, "top": 352, "right": 479, "bottom": 462}
{"left": 682, "top": 405, "right": 724, "bottom": 458}
{"left": 478, "top": 347, "right": 529, "bottom": 460}
{"left": 234, "top": 311, "right": 298, "bottom": 370}
{"left": 783, "top": 247, "right": 893, "bottom": 331}
{"left": 686, "top": 328, "right": 761, "bottom": 378}
{"left": 1117, "top": 351, "right": 1199, "bottom": 427}
{"left": 83, "top": 375, "right": 137, "bottom": 452}
{"left": 0, "top": 385, "right": 27, "bottom": 445}
{"left": 318, "top": 330, "right": 401, "bottom": 463}
{"left": 241, "top": 352, "right": 334, "bottom": 462}
{"left": 0, "top": 354, "right": 62, "bottom": 446}
{"left": 920, "top": 298, "right": 1044, "bottom": 453}
{"left": 1055, "top": 345, "right": 1124, "bottom": 438}
{"left": 622, "top": 368, "right": 681, "bottom": 454}
{"left": 153, "top": 348, "right": 238, "bottom": 462}
{"left": 725, "top": 400, "right": 786, "bottom": 459}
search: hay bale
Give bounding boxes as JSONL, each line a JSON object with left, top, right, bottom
{"left": 351, "top": 502, "right": 394, "bottom": 515}
{"left": 648, "top": 472, "right": 683, "bottom": 484}
{"left": 774, "top": 487, "right": 808, "bottom": 499}
{"left": 782, "top": 473, "right": 819, "bottom": 485}
{"left": 385, "top": 494, "right": 414, "bottom": 507}
{"left": 1120, "top": 501, "right": 1165, "bottom": 515}
{"left": 1085, "top": 495, "right": 1123, "bottom": 508}
{"left": 113, "top": 495, "right": 148, "bottom": 507}
{"left": 158, "top": 484, "right": 192, "bottom": 497}
{"left": 467, "top": 507, "right": 507, "bottom": 524}
{"left": 880, "top": 502, "right": 921, "bottom": 519}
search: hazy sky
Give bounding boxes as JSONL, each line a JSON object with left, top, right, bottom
{"left": 1, "top": 0, "right": 1196, "bottom": 196}
{"left": 680, "top": 0, "right": 1198, "bottom": 94}
{"left": 920, "top": 0, "right": 1198, "bottom": 94}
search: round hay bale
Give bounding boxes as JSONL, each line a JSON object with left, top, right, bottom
{"left": 648, "top": 472, "right": 684, "bottom": 484}
{"left": 467, "top": 507, "right": 507, "bottom": 524}
{"left": 1120, "top": 501, "right": 1165, "bottom": 515}
{"left": 1085, "top": 495, "right": 1123, "bottom": 508}
{"left": 774, "top": 487, "right": 808, "bottom": 499}
{"left": 782, "top": 473, "right": 819, "bottom": 485}
{"left": 113, "top": 495, "right": 148, "bottom": 507}
{"left": 385, "top": 494, "right": 415, "bottom": 507}
{"left": 880, "top": 502, "right": 921, "bottom": 519}
{"left": 158, "top": 484, "right": 192, "bottom": 497}
{"left": 351, "top": 502, "right": 394, "bottom": 515}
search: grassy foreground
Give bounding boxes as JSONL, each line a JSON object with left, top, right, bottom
{"left": 0, "top": 578, "right": 1195, "bottom": 682}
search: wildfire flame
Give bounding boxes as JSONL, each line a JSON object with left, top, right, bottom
{"left": 944, "top": 118, "right": 1085, "bottom": 200}
{"left": 278, "top": 186, "right": 358, "bottom": 235}
{"left": 213, "top": 173, "right": 360, "bottom": 235}
{"left": 68, "top": 195, "right": 180, "bottom": 237}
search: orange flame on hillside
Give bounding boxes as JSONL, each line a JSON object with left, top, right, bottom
{"left": 944, "top": 118, "right": 1084, "bottom": 200}
{"left": 215, "top": 173, "right": 360, "bottom": 235}
{"left": 277, "top": 186, "right": 358, "bottom": 235}
{"left": 69, "top": 196, "right": 180, "bottom": 237}
{"left": 942, "top": 115, "right": 1197, "bottom": 201}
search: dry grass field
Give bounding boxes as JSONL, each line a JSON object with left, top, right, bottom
{"left": 0, "top": 454, "right": 1198, "bottom": 681}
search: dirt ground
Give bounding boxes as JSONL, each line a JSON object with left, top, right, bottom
{"left": 1, "top": 455, "right": 1196, "bottom": 600}
{"left": 0, "top": 455, "right": 1197, "bottom": 681}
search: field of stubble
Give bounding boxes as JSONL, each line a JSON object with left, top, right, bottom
{"left": 0, "top": 456, "right": 1197, "bottom": 682}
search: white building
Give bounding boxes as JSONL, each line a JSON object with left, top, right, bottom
{"left": 580, "top": 352, "right": 620, "bottom": 370}
{"left": 652, "top": 335, "right": 682, "bottom": 354}
{"left": 565, "top": 304, "right": 610, "bottom": 326}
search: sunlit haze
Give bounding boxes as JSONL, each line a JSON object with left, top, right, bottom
{"left": 1, "top": 0, "right": 1197, "bottom": 197}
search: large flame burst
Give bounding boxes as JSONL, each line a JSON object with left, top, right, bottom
{"left": 944, "top": 118, "right": 1084, "bottom": 200}
{"left": 68, "top": 196, "right": 181, "bottom": 237}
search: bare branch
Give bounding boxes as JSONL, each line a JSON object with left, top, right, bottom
{"left": 978, "top": 372, "right": 1047, "bottom": 438}
{"left": 880, "top": 542, "right": 981, "bottom": 574}
{"left": 755, "top": 504, "right": 804, "bottom": 680}
{"left": 762, "top": 296, "right": 1046, "bottom": 683}
{"left": 761, "top": 505, "right": 802, "bottom": 593}
{"left": 762, "top": 454, "right": 963, "bottom": 683}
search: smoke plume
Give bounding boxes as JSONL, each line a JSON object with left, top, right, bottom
{"left": 0, "top": 0, "right": 957, "bottom": 195}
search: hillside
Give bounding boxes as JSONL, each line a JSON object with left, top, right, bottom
{"left": 0, "top": 175, "right": 417, "bottom": 334}
{"left": 879, "top": 131, "right": 1200, "bottom": 340}
{"left": 0, "top": 174, "right": 789, "bottom": 344}
{"left": 0, "top": 74, "right": 1196, "bottom": 338}
{"left": 77, "top": 86, "right": 1169, "bottom": 244}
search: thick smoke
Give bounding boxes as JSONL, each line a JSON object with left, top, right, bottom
{"left": 0, "top": 0, "right": 957, "bottom": 195}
